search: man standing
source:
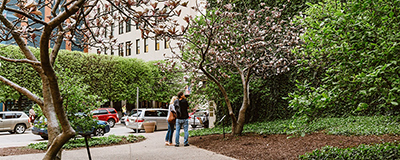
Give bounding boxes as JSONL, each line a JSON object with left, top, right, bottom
{"left": 174, "top": 91, "right": 190, "bottom": 147}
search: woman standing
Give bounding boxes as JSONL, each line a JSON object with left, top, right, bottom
{"left": 165, "top": 96, "right": 178, "bottom": 146}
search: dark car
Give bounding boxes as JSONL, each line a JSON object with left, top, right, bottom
{"left": 91, "top": 108, "right": 119, "bottom": 128}
{"left": 32, "top": 117, "right": 110, "bottom": 140}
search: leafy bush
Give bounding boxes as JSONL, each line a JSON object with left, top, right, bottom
{"left": 28, "top": 134, "right": 145, "bottom": 150}
{"left": 300, "top": 142, "right": 400, "bottom": 160}
{"left": 289, "top": 0, "right": 400, "bottom": 120}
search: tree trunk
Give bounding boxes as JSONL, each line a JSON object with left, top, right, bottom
{"left": 232, "top": 69, "right": 251, "bottom": 135}
{"left": 41, "top": 76, "right": 63, "bottom": 160}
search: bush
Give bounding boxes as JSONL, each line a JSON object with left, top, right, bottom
{"left": 289, "top": 0, "right": 400, "bottom": 120}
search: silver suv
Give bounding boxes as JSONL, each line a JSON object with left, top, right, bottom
{"left": 125, "top": 108, "right": 168, "bottom": 132}
{"left": 0, "top": 111, "right": 30, "bottom": 134}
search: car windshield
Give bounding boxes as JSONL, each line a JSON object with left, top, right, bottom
{"left": 129, "top": 110, "right": 142, "bottom": 117}
{"left": 193, "top": 112, "right": 207, "bottom": 117}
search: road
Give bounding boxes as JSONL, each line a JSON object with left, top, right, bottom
{"left": 0, "top": 123, "right": 135, "bottom": 148}
{"left": 0, "top": 123, "right": 202, "bottom": 148}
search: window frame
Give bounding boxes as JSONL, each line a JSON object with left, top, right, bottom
{"left": 126, "top": 41, "right": 131, "bottom": 56}
{"left": 126, "top": 19, "right": 131, "bottom": 32}
{"left": 144, "top": 38, "right": 148, "bottom": 53}
{"left": 118, "top": 43, "right": 124, "bottom": 56}
{"left": 136, "top": 39, "right": 140, "bottom": 54}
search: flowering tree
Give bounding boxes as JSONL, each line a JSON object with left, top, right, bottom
{"left": 161, "top": 2, "right": 304, "bottom": 135}
{"left": 0, "top": 0, "right": 186, "bottom": 159}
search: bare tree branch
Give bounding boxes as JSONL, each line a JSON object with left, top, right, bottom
{"left": 4, "top": 7, "right": 47, "bottom": 25}
{"left": 0, "top": 75, "right": 44, "bottom": 107}
{"left": 0, "top": 54, "right": 41, "bottom": 66}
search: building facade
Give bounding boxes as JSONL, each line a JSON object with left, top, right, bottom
{"left": 88, "top": 0, "right": 202, "bottom": 62}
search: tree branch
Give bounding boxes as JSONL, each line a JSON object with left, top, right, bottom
{"left": 0, "top": 75, "right": 44, "bottom": 107}
{"left": 4, "top": 7, "right": 47, "bottom": 25}
{"left": 0, "top": 54, "right": 41, "bottom": 66}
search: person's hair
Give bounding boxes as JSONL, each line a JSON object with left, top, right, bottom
{"left": 170, "top": 96, "right": 178, "bottom": 104}
{"left": 177, "top": 91, "right": 184, "bottom": 98}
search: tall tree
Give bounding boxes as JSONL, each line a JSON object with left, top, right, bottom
{"left": 161, "top": 2, "right": 304, "bottom": 135}
{"left": 0, "top": 0, "right": 186, "bottom": 159}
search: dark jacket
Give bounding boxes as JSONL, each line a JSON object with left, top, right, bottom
{"left": 175, "top": 98, "right": 189, "bottom": 119}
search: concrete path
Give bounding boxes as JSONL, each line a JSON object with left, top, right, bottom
{"left": 0, "top": 130, "right": 236, "bottom": 160}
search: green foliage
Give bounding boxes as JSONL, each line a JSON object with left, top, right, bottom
{"left": 289, "top": 0, "right": 400, "bottom": 120}
{"left": 0, "top": 45, "right": 42, "bottom": 101}
{"left": 55, "top": 51, "right": 183, "bottom": 104}
{"left": 300, "top": 143, "right": 400, "bottom": 160}
{"left": 28, "top": 134, "right": 145, "bottom": 150}
{"left": 189, "top": 116, "right": 400, "bottom": 137}
{"left": 1, "top": 47, "right": 183, "bottom": 104}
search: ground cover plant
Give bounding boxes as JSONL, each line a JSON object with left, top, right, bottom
{"left": 28, "top": 134, "right": 145, "bottom": 150}
{"left": 189, "top": 116, "right": 400, "bottom": 137}
{"left": 189, "top": 116, "right": 400, "bottom": 159}
{"left": 300, "top": 143, "right": 400, "bottom": 160}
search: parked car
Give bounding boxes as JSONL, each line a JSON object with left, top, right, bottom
{"left": 125, "top": 108, "right": 168, "bottom": 132}
{"left": 91, "top": 108, "right": 119, "bottom": 128}
{"left": 189, "top": 110, "right": 209, "bottom": 128}
{"left": 120, "top": 115, "right": 127, "bottom": 124}
{"left": 32, "top": 117, "right": 110, "bottom": 140}
{"left": 0, "top": 111, "right": 30, "bottom": 134}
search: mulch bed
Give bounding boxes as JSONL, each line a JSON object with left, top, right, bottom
{"left": 189, "top": 133, "right": 400, "bottom": 160}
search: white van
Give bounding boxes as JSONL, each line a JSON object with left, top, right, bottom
{"left": 125, "top": 108, "right": 168, "bottom": 132}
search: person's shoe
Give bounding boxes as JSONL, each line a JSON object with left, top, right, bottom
{"left": 184, "top": 144, "right": 190, "bottom": 147}
{"left": 175, "top": 144, "right": 179, "bottom": 147}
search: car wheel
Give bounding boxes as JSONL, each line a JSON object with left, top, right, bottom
{"left": 132, "top": 129, "right": 141, "bottom": 133}
{"left": 15, "top": 124, "right": 26, "bottom": 134}
{"left": 191, "top": 125, "right": 196, "bottom": 128}
{"left": 94, "top": 128, "right": 105, "bottom": 136}
{"left": 41, "top": 135, "right": 48, "bottom": 140}
{"left": 107, "top": 119, "right": 116, "bottom": 128}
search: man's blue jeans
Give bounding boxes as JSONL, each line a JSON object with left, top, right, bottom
{"left": 175, "top": 119, "right": 189, "bottom": 145}
{"left": 165, "top": 122, "right": 174, "bottom": 143}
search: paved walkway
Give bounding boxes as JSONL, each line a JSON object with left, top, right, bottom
{"left": 0, "top": 130, "right": 235, "bottom": 160}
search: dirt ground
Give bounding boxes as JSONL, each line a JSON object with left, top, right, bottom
{"left": 2, "top": 133, "right": 400, "bottom": 159}
{"left": 189, "top": 133, "right": 400, "bottom": 160}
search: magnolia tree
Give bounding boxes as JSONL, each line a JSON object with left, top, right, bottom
{"left": 0, "top": 0, "right": 187, "bottom": 159}
{"left": 160, "top": 2, "right": 304, "bottom": 135}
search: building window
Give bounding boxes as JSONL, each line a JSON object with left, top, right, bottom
{"left": 118, "top": 43, "right": 124, "bottom": 56}
{"left": 136, "top": 39, "right": 140, "bottom": 54}
{"left": 126, "top": 41, "right": 131, "bottom": 56}
{"left": 144, "top": 38, "right": 148, "bottom": 53}
{"left": 111, "top": 49, "right": 114, "bottom": 55}
{"left": 119, "top": 21, "right": 123, "bottom": 34}
{"left": 136, "top": 22, "right": 139, "bottom": 30}
{"left": 97, "top": 49, "right": 100, "bottom": 54}
{"left": 110, "top": 23, "right": 114, "bottom": 37}
{"left": 155, "top": 38, "right": 160, "bottom": 51}
{"left": 104, "top": 27, "right": 107, "bottom": 38}
{"left": 164, "top": 39, "right": 169, "bottom": 49}
{"left": 104, "top": 48, "right": 107, "bottom": 55}
{"left": 126, "top": 19, "right": 131, "bottom": 32}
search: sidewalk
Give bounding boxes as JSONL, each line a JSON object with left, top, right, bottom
{"left": 0, "top": 130, "right": 236, "bottom": 160}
